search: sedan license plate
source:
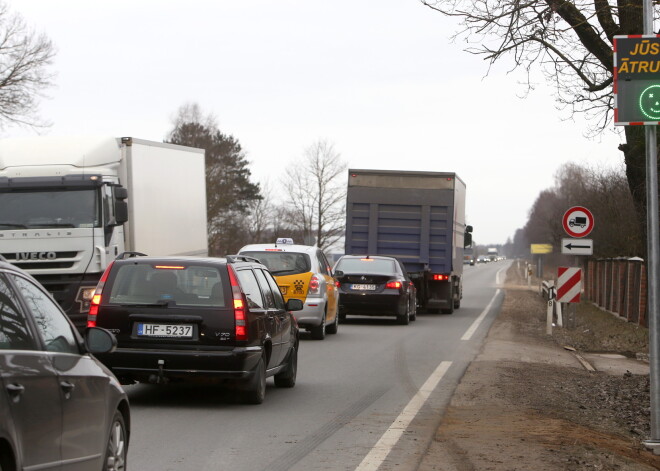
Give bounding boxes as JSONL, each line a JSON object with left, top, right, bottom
{"left": 137, "top": 323, "right": 193, "bottom": 338}
{"left": 351, "top": 284, "right": 376, "bottom": 291}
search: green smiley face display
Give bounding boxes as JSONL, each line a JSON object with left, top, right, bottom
{"left": 639, "top": 84, "right": 660, "bottom": 120}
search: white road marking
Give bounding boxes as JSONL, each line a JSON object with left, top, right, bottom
{"left": 461, "top": 289, "right": 500, "bottom": 341}
{"left": 461, "top": 265, "right": 507, "bottom": 341}
{"left": 354, "top": 361, "right": 452, "bottom": 471}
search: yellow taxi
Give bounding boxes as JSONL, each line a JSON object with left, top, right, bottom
{"left": 238, "top": 239, "right": 339, "bottom": 340}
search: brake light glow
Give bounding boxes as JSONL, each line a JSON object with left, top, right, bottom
{"left": 360, "top": 258, "right": 373, "bottom": 262}
{"left": 87, "top": 261, "right": 115, "bottom": 327}
{"left": 307, "top": 275, "right": 320, "bottom": 296}
{"left": 433, "top": 274, "right": 449, "bottom": 281}
{"left": 265, "top": 248, "right": 283, "bottom": 251}
{"left": 228, "top": 266, "right": 248, "bottom": 341}
{"left": 385, "top": 281, "right": 402, "bottom": 289}
{"left": 154, "top": 265, "right": 185, "bottom": 270}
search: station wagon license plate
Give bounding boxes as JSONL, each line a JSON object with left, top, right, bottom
{"left": 351, "top": 284, "right": 376, "bottom": 291}
{"left": 137, "top": 323, "right": 193, "bottom": 338}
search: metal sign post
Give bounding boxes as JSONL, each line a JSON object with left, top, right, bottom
{"left": 642, "top": 0, "right": 660, "bottom": 454}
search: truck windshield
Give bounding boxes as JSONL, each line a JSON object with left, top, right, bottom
{"left": 0, "top": 188, "right": 100, "bottom": 229}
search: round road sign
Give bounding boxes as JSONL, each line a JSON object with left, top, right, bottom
{"left": 562, "top": 206, "right": 594, "bottom": 238}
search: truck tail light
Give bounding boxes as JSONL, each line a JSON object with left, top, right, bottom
{"left": 385, "top": 280, "right": 402, "bottom": 289}
{"left": 307, "top": 275, "right": 320, "bottom": 297}
{"left": 228, "top": 266, "right": 248, "bottom": 341}
{"left": 87, "top": 261, "right": 115, "bottom": 327}
{"left": 432, "top": 274, "right": 449, "bottom": 281}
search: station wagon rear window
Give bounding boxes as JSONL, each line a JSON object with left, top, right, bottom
{"left": 240, "top": 251, "right": 311, "bottom": 276}
{"left": 108, "top": 264, "right": 226, "bottom": 307}
{"left": 335, "top": 258, "right": 396, "bottom": 274}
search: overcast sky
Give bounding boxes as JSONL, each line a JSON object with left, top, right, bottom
{"left": 13, "top": 0, "right": 624, "bottom": 246}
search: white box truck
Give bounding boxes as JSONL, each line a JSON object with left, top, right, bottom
{"left": 0, "top": 136, "right": 208, "bottom": 329}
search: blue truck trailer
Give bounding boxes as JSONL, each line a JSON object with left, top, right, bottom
{"left": 344, "top": 169, "right": 472, "bottom": 314}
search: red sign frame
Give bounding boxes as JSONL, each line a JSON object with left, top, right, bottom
{"left": 562, "top": 206, "right": 594, "bottom": 238}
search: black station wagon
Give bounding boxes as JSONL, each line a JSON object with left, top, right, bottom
{"left": 87, "top": 253, "right": 302, "bottom": 404}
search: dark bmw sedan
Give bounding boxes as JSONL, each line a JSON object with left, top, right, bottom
{"left": 334, "top": 255, "right": 417, "bottom": 325}
{"left": 0, "top": 258, "right": 129, "bottom": 471}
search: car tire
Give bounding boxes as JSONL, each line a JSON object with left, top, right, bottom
{"left": 243, "top": 356, "right": 266, "bottom": 404}
{"left": 104, "top": 410, "right": 128, "bottom": 471}
{"left": 397, "top": 302, "right": 410, "bottom": 325}
{"left": 326, "top": 310, "right": 339, "bottom": 334}
{"left": 274, "top": 344, "right": 298, "bottom": 388}
{"left": 410, "top": 298, "right": 417, "bottom": 322}
{"left": 311, "top": 311, "right": 326, "bottom": 340}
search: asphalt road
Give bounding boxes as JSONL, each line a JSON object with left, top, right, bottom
{"left": 124, "top": 261, "right": 509, "bottom": 471}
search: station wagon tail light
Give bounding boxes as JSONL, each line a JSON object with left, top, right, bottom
{"left": 385, "top": 280, "right": 402, "bottom": 289}
{"left": 433, "top": 274, "right": 449, "bottom": 281}
{"left": 228, "top": 265, "right": 248, "bottom": 341}
{"left": 154, "top": 265, "right": 185, "bottom": 270}
{"left": 87, "top": 261, "right": 115, "bottom": 327}
{"left": 307, "top": 275, "right": 321, "bottom": 297}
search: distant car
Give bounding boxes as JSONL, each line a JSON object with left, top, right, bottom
{"left": 87, "top": 253, "right": 302, "bottom": 404}
{"left": 0, "top": 257, "right": 129, "bottom": 471}
{"left": 239, "top": 239, "right": 339, "bottom": 340}
{"left": 477, "top": 256, "right": 489, "bottom": 264}
{"left": 464, "top": 255, "right": 475, "bottom": 266}
{"left": 333, "top": 255, "right": 417, "bottom": 325}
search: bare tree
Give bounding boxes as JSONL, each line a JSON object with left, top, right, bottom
{"left": 281, "top": 140, "right": 347, "bottom": 250}
{"left": 166, "top": 103, "right": 262, "bottom": 255}
{"left": 0, "top": 2, "right": 55, "bottom": 129}
{"left": 420, "top": 0, "right": 653, "bottom": 245}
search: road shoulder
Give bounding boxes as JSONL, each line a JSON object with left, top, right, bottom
{"left": 418, "top": 267, "right": 660, "bottom": 471}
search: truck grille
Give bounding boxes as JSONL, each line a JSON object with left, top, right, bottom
{"left": 1, "top": 251, "right": 79, "bottom": 270}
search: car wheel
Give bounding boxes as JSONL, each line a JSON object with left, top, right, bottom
{"left": 243, "top": 356, "right": 266, "bottom": 404}
{"left": 410, "top": 298, "right": 417, "bottom": 321}
{"left": 274, "top": 344, "right": 298, "bottom": 388}
{"left": 326, "top": 310, "right": 339, "bottom": 334}
{"left": 397, "top": 302, "right": 410, "bottom": 325}
{"left": 311, "top": 311, "right": 326, "bottom": 340}
{"left": 104, "top": 410, "right": 127, "bottom": 471}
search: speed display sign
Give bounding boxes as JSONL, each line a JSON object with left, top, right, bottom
{"left": 562, "top": 206, "right": 594, "bottom": 238}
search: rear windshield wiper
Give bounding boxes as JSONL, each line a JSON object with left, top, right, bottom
{"left": 119, "top": 300, "right": 170, "bottom": 307}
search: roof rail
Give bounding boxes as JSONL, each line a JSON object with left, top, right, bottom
{"left": 226, "top": 254, "right": 261, "bottom": 264}
{"left": 116, "top": 251, "right": 148, "bottom": 260}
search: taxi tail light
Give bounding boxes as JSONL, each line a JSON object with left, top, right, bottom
{"left": 87, "top": 261, "right": 115, "bottom": 328}
{"left": 432, "top": 274, "right": 449, "bottom": 281}
{"left": 307, "top": 275, "right": 321, "bottom": 297}
{"left": 228, "top": 265, "right": 248, "bottom": 341}
{"left": 385, "top": 280, "right": 403, "bottom": 289}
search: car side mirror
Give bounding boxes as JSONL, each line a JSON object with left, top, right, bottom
{"left": 286, "top": 298, "right": 304, "bottom": 311}
{"left": 84, "top": 327, "right": 117, "bottom": 354}
{"left": 333, "top": 270, "right": 344, "bottom": 277}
